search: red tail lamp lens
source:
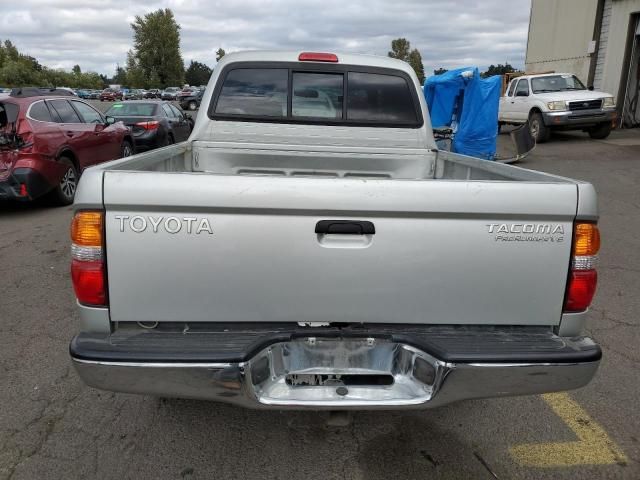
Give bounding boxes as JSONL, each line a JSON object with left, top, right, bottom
{"left": 564, "top": 270, "right": 597, "bottom": 312}
{"left": 135, "top": 121, "right": 160, "bottom": 130}
{"left": 71, "top": 259, "right": 106, "bottom": 306}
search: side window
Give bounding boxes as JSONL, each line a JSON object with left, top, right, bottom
{"left": 515, "top": 79, "right": 529, "bottom": 96}
{"left": 169, "top": 104, "right": 183, "bottom": 119}
{"left": 162, "top": 104, "right": 175, "bottom": 118}
{"left": 347, "top": 72, "right": 417, "bottom": 124}
{"left": 215, "top": 68, "right": 288, "bottom": 117}
{"left": 29, "top": 101, "right": 53, "bottom": 122}
{"left": 292, "top": 72, "right": 343, "bottom": 119}
{"left": 507, "top": 80, "right": 517, "bottom": 97}
{"left": 48, "top": 99, "right": 82, "bottom": 123}
{"left": 72, "top": 101, "right": 103, "bottom": 124}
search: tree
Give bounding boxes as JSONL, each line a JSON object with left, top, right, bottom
{"left": 0, "top": 38, "right": 102, "bottom": 88}
{"left": 125, "top": 50, "right": 145, "bottom": 87}
{"left": 407, "top": 49, "right": 425, "bottom": 84}
{"left": 433, "top": 68, "right": 448, "bottom": 76}
{"left": 113, "top": 65, "right": 127, "bottom": 85}
{"left": 131, "top": 8, "right": 184, "bottom": 87}
{"left": 388, "top": 38, "right": 425, "bottom": 84}
{"left": 215, "top": 48, "right": 226, "bottom": 62}
{"left": 482, "top": 63, "right": 516, "bottom": 78}
{"left": 185, "top": 60, "right": 212, "bottom": 86}
{"left": 388, "top": 38, "right": 411, "bottom": 61}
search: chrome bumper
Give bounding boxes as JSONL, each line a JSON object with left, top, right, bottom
{"left": 543, "top": 108, "right": 616, "bottom": 126}
{"left": 71, "top": 336, "right": 600, "bottom": 410}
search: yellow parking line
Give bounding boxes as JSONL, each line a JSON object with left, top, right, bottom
{"left": 509, "top": 392, "right": 627, "bottom": 467}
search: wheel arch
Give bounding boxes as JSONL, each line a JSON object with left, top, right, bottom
{"left": 57, "top": 148, "right": 79, "bottom": 172}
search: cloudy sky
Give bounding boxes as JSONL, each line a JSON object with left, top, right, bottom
{"left": 1, "top": 0, "right": 531, "bottom": 76}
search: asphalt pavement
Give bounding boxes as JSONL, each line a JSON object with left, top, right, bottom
{"left": 0, "top": 127, "right": 639, "bottom": 479}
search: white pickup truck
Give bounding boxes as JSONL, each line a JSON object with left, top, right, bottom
{"left": 69, "top": 51, "right": 602, "bottom": 409}
{"left": 499, "top": 73, "right": 616, "bottom": 143}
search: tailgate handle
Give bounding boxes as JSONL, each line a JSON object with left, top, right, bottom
{"left": 315, "top": 220, "right": 375, "bottom": 235}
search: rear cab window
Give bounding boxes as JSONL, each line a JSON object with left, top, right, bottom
{"left": 210, "top": 63, "right": 422, "bottom": 128}
{"left": 215, "top": 68, "right": 288, "bottom": 117}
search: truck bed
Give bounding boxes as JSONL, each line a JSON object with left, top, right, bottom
{"left": 76, "top": 141, "right": 593, "bottom": 328}
{"left": 104, "top": 140, "right": 572, "bottom": 183}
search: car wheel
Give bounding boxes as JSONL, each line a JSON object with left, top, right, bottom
{"left": 529, "top": 111, "right": 550, "bottom": 143}
{"left": 121, "top": 140, "right": 134, "bottom": 158}
{"left": 588, "top": 122, "right": 612, "bottom": 140}
{"left": 188, "top": 101, "right": 197, "bottom": 111}
{"left": 49, "top": 157, "right": 78, "bottom": 206}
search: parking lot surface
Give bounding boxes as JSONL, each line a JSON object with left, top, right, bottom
{"left": 1, "top": 129, "right": 639, "bottom": 479}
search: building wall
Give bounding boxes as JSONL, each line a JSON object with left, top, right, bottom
{"left": 525, "top": 0, "right": 599, "bottom": 81}
{"left": 598, "top": 0, "right": 640, "bottom": 98}
{"left": 593, "top": 0, "right": 612, "bottom": 89}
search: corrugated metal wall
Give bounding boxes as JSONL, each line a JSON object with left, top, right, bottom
{"left": 593, "top": 0, "right": 612, "bottom": 89}
{"left": 598, "top": 0, "right": 640, "bottom": 98}
{"left": 525, "top": 0, "right": 599, "bottom": 81}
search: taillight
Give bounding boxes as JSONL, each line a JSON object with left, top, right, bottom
{"left": 564, "top": 223, "right": 599, "bottom": 312}
{"left": 71, "top": 211, "right": 107, "bottom": 306}
{"left": 135, "top": 120, "right": 160, "bottom": 130}
{"left": 298, "top": 52, "right": 339, "bottom": 62}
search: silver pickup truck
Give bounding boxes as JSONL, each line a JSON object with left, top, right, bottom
{"left": 69, "top": 51, "right": 601, "bottom": 409}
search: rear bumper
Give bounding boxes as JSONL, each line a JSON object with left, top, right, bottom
{"left": 0, "top": 167, "right": 53, "bottom": 201}
{"left": 543, "top": 109, "right": 616, "bottom": 127}
{"left": 131, "top": 131, "right": 163, "bottom": 152}
{"left": 70, "top": 325, "right": 601, "bottom": 410}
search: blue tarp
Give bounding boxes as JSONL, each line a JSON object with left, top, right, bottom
{"left": 423, "top": 68, "right": 501, "bottom": 160}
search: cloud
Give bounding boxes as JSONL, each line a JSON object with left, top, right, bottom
{"left": 1, "top": 0, "right": 530, "bottom": 76}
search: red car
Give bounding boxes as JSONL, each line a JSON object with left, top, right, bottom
{"left": 99, "top": 88, "right": 123, "bottom": 102}
{"left": 0, "top": 88, "right": 133, "bottom": 205}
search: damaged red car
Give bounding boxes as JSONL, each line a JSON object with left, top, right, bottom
{"left": 0, "top": 88, "right": 133, "bottom": 205}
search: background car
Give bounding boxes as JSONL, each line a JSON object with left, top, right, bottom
{"left": 144, "top": 89, "right": 161, "bottom": 99}
{"left": 178, "top": 88, "right": 205, "bottom": 111}
{"left": 104, "top": 100, "right": 193, "bottom": 152}
{"left": 89, "top": 90, "right": 101, "bottom": 100}
{"left": 75, "top": 89, "right": 92, "bottom": 99}
{"left": 123, "top": 89, "right": 143, "bottom": 100}
{"left": 161, "top": 87, "right": 180, "bottom": 100}
{"left": 0, "top": 87, "right": 133, "bottom": 205}
{"left": 100, "top": 88, "right": 123, "bottom": 101}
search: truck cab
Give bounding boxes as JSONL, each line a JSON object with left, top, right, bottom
{"left": 499, "top": 73, "right": 616, "bottom": 143}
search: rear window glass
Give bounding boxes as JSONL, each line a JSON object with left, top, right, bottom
{"left": 347, "top": 72, "right": 416, "bottom": 123}
{"left": 292, "top": 72, "right": 343, "bottom": 119}
{"left": 106, "top": 103, "right": 158, "bottom": 116}
{"left": 29, "top": 101, "right": 53, "bottom": 122}
{"left": 48, "top": 100, "right": 81, "bottom": 123}
{"left": 0, "top": 102, "right": 20, "bottom": 128}
{"left": 215, "top": 68, "right": 288, "bottom": 117}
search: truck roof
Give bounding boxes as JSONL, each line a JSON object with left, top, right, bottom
{"left": 518, "top": 73, "right": 576, "bottom": 80}
{"left": 215, "top": 50, "right": 418, "bottom": 79}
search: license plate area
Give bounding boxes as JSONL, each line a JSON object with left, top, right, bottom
{"left": 285, "top": 373, "right": 394, "bottom": 387}
{"left": 245, "top": 337, "right": 449, "bottom": 408}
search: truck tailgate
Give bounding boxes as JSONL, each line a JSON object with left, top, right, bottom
{"left": 104, "top": 171, "right": 577, "bottom": 326}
